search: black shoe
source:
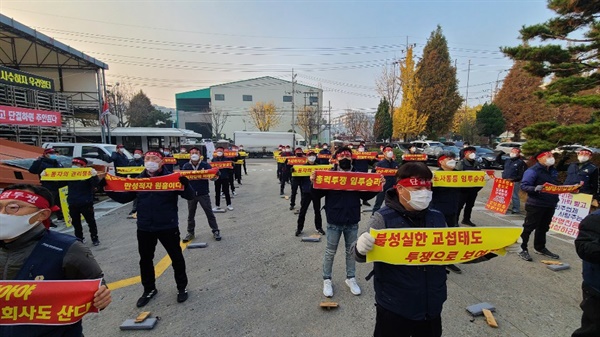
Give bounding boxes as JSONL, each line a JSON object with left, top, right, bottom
{"left": 213, "top": 230, "right": 222, "bottom": 241}
{"left": 446, "top": 264, "right": 462, "bottom": 274}
{"left": 280, "top": 192, "right": 284, "bottom": 196}
{"left": 362, "top": 201, "right": 371, "bottom": 206}
{"left": 136, "top": 289, "right": 158, "bottom": 307}
{"left": 92, "top": 237, "right": 100, "bottom": 246}
{"left": 289, "top": 206, "right": 294, "bottom": 210}
{"left": 182, "top": 233, "right": 195, "bottom": 243}
{"left": 461, "top": 220, "right": 477, "bottom": 227}
{"left": 518, "top": 250, "right": 533, "bottom": 262}
{"left": 535, "top": 248, "right": 560, "bottom": 259}
{"left": 317, "top": 228, "right": 326, "bottom": 236}
{"left": 177, "top": 289, "right": 188, "bottom": 303}
{"left": 50, "top": 222, "right": 58, "bottom": 228}
{"left": 295, "top": 230, "right": 302, "bottom": 236}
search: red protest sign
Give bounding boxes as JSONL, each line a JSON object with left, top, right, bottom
{"left": 541, "top": 182, "right": 581, "bottom": 194}
{"left": 213, "top": 150, "right": 238, "bottom": 158}
{"left": 0, "top": 105, "right": 62, "bottom": 127}
{"left": 210, "top": 161, "right": 233, "bottom": 169}
{"left": 162, "top": 157, "right": 177, "bottom": 165}
{"left": 375, "top": 167, "right": 397, "bottom": 176}
{"left": 485, "top": 178, "right": 514, "bottom": 214}
{"left": 104, "top": 173, "right": 184, "bottom": 192}
{"left": 352, "top": 152, "right": 378, "bottom": 160}
{"left": 317, "top": 154, "right": 332, "bottom": 160}
{"left": 313, "top": 171, "right": 383, "bottom": 192}
{"left": 401, "top": 154, "right": 428, "bottom": 161}
{"left": 0, "top": 279, "right": 101, "bottom": 325}
{"left": 286, "top": 157, "right": 308, "bottom": 166}
{"left": 178, "top": 168, "right": 219, "bottom": 180}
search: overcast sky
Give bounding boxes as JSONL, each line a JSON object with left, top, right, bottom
{"left": 1, "top": 0, "right": 554, "bottom": 117}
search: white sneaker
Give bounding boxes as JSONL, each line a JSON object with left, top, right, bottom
{"left": 345, "top": 278, "right": 361, "bottom": 295}
{"left": 232, "top": 191, "right": 237, "bottom": 196}
{"left": 212, "top": 207, "right": 222, "bottom": 212}
{"left": 323, "top": 279, "right": 333, "bottom": 297}
{"left": 227, "top": 205, "right": 234, "bottom": 211}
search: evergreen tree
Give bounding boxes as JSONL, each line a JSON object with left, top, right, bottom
{"left": 394, "top": 45, "right": 427, "bottom": 141}
{"left": 416, "top": 25, "right": 463, "bottom": 139}
{"left": 127, "top": 91, "right": 172, "bottom": 127}
{"left": 373, "top": 98, "right": 392, "bottom": 141}
{"left": 476, "top": 103, "right": 505, "bottom": 144}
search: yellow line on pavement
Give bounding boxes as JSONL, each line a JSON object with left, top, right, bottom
{"left": 107, "top": 241, "right": 190, "bottom": 290}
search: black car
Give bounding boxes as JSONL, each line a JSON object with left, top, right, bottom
{"left": 473, "top": 146, "right": 508, "bottom": 169}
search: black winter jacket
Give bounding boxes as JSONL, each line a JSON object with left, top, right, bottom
{"left": 67, "top": 175, "right": 99, "bottom": 206}
{"left": 521, "top": 163, "right": 559, "bottom": 208}
{"left": 181, "top": 161, "right": 213, "bottom": 196}
{"left": 29, "top": 156, "right": 64, "bottom": 191}
{"left": 575, "top": 209, "right": 600, "bottom": 295}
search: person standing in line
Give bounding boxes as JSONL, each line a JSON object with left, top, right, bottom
{"left": 28, "top": 147, "right": 64, "bottom": 227}
{"left": 67, "top": 157, "right": 101, "bottom": 246}
{"left": 311, "top": 146, "right": 379, "bottom": 298}
{"left": 456, "top": 146, "right": 482, "bottom": 226}
{"left": 231, "top": 145, "right": 243, "bottom": 186}
{"left": 289, "top": 147, "right": 305, "bottom": 210}
{"left": 127, "top": 149, "right": 145, "bottom": 219}
{"left": 161, "top": 147, "right": 175, "bottom": 172}
{"left": 372, "top": 145, "right": 399, "bottom": 214}
{"left": 239, "top": 145, "right": 248, "bottom": 175}
{"left": 295, "top": 151, "right": 325, "bottom": 236}
{"left": 111, "top": 144, "right": 130, "bottom": 177}
{"left": 558, "top": 147, "right": 599, "bottom": 207}
{"left": 354, "top": 143, "right": 377, "bottom": 206}
{"left": 276, "top": 145, "right": 284, "bottom": 180}
{"left": 318, "top": 143, "right": 331, "bottom": 165}
{"left": 212, "top": 146, "right": 234, "bottom": 212}
{"left": 181, "top": 147, "right": 222, "bottom": 242}
{"left": 103, "top": 150, "right": 194, "bottom": 307}
{"left": 502, "top": 148, "right": 527, "bottom": 214}
{"left": 518, "top": 150, "right": 561, "bottom": 262}
{"left": 176, "top": 146, "right": 189, "bottom": 170}
{"left": 458, "top": 141, "right": 470, "bottom": 160}
{"left": 279, "top": 145, "right": 293, "bottom": 195}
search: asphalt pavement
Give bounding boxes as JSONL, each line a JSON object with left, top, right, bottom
{"left": 69, "top": 159, "right": 583, "bottom": 337}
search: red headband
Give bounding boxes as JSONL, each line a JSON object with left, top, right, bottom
{"left": 145, "top": 151, "right": 163, "bottom": 159}
{"left": 577, "top": 149, "right": 592, "bottom": 154}
{"left": 72, "top": 158, "right": 86, "bottom": 166}
{"left": 536, "top": 151, "right": 551, "bottom": 160}
{"left": 438, "top": 155, "right": 450, "bottom": 163}
{"left": 396, "top": 178, "right": 432, "bottom": 188}
{"left": 0, "top": 190, "right": 60, "bottom": 229}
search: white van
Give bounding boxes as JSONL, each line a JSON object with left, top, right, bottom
{"left": 42, "top": 142, "right": 133, "bottom": 175}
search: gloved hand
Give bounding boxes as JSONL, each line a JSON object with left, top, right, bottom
{"left": 40, "top": 170, "right": 47, "bottom": 177}
{"left": 179, "top": 175, "right": 189, "bottom": 185}
{"left": 90, "top": 169, "right": 98, "bottom": 176}
{"left": 505, "top": 238, "right": 523, "bottom": 253}
{"left": 356, "top": 232, "right": 375, "bottom": 255}
{"left": 534, "top": 185, "right": 543, "bottom": 192}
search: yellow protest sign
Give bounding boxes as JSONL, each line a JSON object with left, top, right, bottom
{"left": 239, "top": 151, "right": 248, "bottom": 157}
{"left": 292, "top": 164, "right": 333, "bottom": 177}
{"left": 235, "top": 160, "right": 244, "bottom": 165}
{"left": 366, "top": 227, "right": 522, "bottom": 265}
{"left": 275, "top": 156, "right": 287, "bottom": 163}
{"left": 41, "top": 168, "right": 92, "bottom": 181}
{"left": 273, "top": 151, "right": 281, "bottom": 157}
{"left": 58, "top": 186, "right": 71, "bottom": 228}
{"left": 116, "top": 166, "right": 145, "bottom": 175}
{"left": 173, "top": 153, "right": 190, "bottom": 159}
{"left": 432, "top": 171, "right": 487, "bottom": 187}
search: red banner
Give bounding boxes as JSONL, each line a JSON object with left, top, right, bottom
{"left": 286, "top": 157, "right": 308, "bottom": 166}
{"left": 317, "top": 154, "right": 332, "bottom": 160}
{"left": 178, "top": 168, "right": 219, "bottom": 180}
{"left": 313, "top": 171, "right": 384, "bottom": 192}
{"left": 401, "top": 154, "right": 428, "bottom": 161}
{"left": 210, "top": 161, "right": 233, "bottom": 169}
{"left": 213, "top": 150, "right": 238, "bottom": 158}
{"left": 104, "top": 173, "right": 183, "bottom": 191}
{"left": 0, "top": 105, "right": 61, "bottom": 127}
{"left": 375, "top": 167, "right": 397, "bottom": 176}
{"left": 352, "top": 152, "right": 378, "bottom": 160}
{"left": 162, "top": 157, "right": 177, "bottom": 165}
{"left": 0, "top": 279, "right": 101, "bottom": 325}
{"left": 542, "top": 182, "right": 581, "bottom": 194}
{"left": 485, "top": 178, "right": 514, "bottom": 214}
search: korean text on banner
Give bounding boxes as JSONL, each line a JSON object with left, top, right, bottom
{"left": 550, "top": 193, "right": 593, "bottom": 238}
{"left": 541, "top": 183, "right": 582, "bottom": 194}
{"left": 432, "top": 171, "right": 487, "bottom": 187}
{"left": 401, "top": 154, "right": 428, "bottom": 161}
{"left": 313, "top": 171, "right": 383, "bottom": 192}
{"left": 104, "top": 173, "right": 184, "bottom": 192}
{"left": 352, "top": 152, "right": 378, "bottom": 160}
{"left": 292, "top": 165, "right": 333, "bottom": 177}
{"left": 162, "top": 157, "right": 177, "bottom": 165}
{"left": 41, "top": 168, "right": 92, "bottom": 181}
{"left": 210, "top": 161, "right": 233, "bottom": 169}
{"left": 58, "top": 186, "right": 71, "bottom": 228}
{"left": 173, "top": 153, "right": 190, "bottom": 159}
{"left": 116, "top": 167, "right": 145, "bottom": 175}
{"left": 366, "top": 227, "right": 523, "bottom": 265}
{"left": 375, "top": 167, "right": 398, "bottom": 177}
{"left": 286, "top": 157, "right": 308, "bottom": 166}
{"left": 213, "top": 150, "right": 238, "bottom": 158}
{"left": 178, "top": 169, "right": 219, "bottom": 180}
{"left": 0, "top": 279, "right": 101, "bottom": 325}
{"left": 0, "top": 105, "right": 61, "bottom": 127}
{"left": 485, "top": 179, "right": 514, "bottom": 214}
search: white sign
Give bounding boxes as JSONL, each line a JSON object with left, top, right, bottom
{"left": 549, "top": 193, "right": 593, "bottom": 238}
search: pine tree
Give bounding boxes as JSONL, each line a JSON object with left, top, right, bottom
{"left": 394, "top": 45, "right": 427, "bottom": 141}
{"left": 476, "top": 103, "right": 505, "bottom": 144}
{"left": 373, "top": 98, "right": 392, "bottom": 141}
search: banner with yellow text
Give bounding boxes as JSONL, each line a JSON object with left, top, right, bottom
{"left": 401, "top": 154, "right": 428, "bottom": 161}
{"left": 210, "top": 161, "right": 233, "bottom": 169}
{"left": 292, "top": 165, "right": 333, "bottom": 177}
{"left": 313, "top": 171, "right": 383, "bottom": 192}
{"left": 375, "top": 167, "right": 397, "bottom": 177}
{"left": 41, "top": 168, "right": 92, "bottom": 181}
{"left": 432, "top": 171, "right": 487, "bottom": 187}
{"left": 116, "top": 167, "right": 144, "bottom": 175}
{"left": 173, "top": 153, "right": 190, "bottom": 160}
{"left": 104, "top": 173, "right": 183, "bottom": 192}
{"left": 352, "top": 152, "right": 378, "bottom": 160}
{"left": 178, "top": 169, "right": 219, "bottom": 180}
{"left": 542, "top": 183, "right": 582, "bottom": 194}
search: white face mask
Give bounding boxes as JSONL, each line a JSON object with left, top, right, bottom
{"left": 410, "top": 147, "right": 416, "bottom": 152}
{"left": 164, "top": 151, "right": 170, "bottom": 155}
{"left": 402, "top": 189, "right": 432, "bottom": 211}
{"left": 145, "top": 161, "right": 160, "bottom": 173}
{"left": 216, "top": 151, "right": 223, "bottom": 156}
{"left": 545, "top": 157, "right": 555, "bottom": 166}
{"left": 0, "top": 211, "right": 42, "bottom": 240}
{"left": 468, "top": 153, "right": 476, "bottom": 160}
{"left": 386, "top": 151, "right": 394, "bottom": 159}
{"left": 358, "top": 147, "right": 365, "bottom": 152}
{"left": 578, "top": 155, "right": 590, "bottom": 163}
{"left": 509, "top": 153, "right": 517, "bottom": 158}
{"left": 323, "top": 146, "right": 328, "bottom": 150}
{"left": 190, "top": 154, "right": 200, "bottom": 161}
{"left": 308, "top": 156, "right": 316, "bottom": 162}
{"left": 445, "top": 160, "right": 456, "bottom": 169}
{"left": 180, "top": 149, "right": 186, "bottom": 153}
{"left": 118, "top": 148, "right": 124, "bottom": 153}
{"left": 134, "top": 153, "right": 142, "bottom": 159}
{"left": 240, "top": 147, "right": 244, "bottom": 150}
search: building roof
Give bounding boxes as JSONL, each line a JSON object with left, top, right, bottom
{"left": 211, "top": 76, "right": 320, "bottom": 91}
{"left": 175, "top": 88, "right": 211, "bottom": 99}
{"left": 72, "top": 127, "right": 203, "bottom": 138}
{"left": 174, "top": 76, "right": 321, "bottom": 97}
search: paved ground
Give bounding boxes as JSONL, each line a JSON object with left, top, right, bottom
{"left": 60, "top": 159, "right": 583, "bottom": 337}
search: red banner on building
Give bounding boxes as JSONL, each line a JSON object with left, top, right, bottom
{"left": 104, "top": 173, "right": 183, "bottom": 192}
{"left": 485, "top": 178, "right": 514, "bottom": 214}
{"left": 352, "top": 152, "right": 378, "bottom": 160}
{"left": 178, "top": 168, "right": 219, "bottom": 180}
{"left": 541, "top": 182, "right": 582, "bottom": 194}
{"left": 210, "top": 161, "right": 233, "bottom": 169}
{"left": 401, "top": 154, "right": 428, "bottom": 161}
{"left": 0, "top": 279, "right": 101, "bottom": 325}
{"left": 285, "top": 157, "right": 309, "bottom": 166}
{"left": 375, "top": 167, "right": 398, "bottom": 176}
{"left": 313, "top": 171, "right": 384, "bottom": 192}
{"left": 0, "top": 105, "right": 61, "bottom": 127}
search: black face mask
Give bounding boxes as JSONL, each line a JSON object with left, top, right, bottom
{"left": 338, "top": 158, "right": 352, "bottom": 170}
{"left": 296, "top": 153, "right": 303, "bottom": 157}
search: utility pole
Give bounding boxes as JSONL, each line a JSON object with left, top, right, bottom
{"left": 464, "top": 59, "right": 471, "bottom": 113}
{"left": 328, "top": 101, "right": 331, "bottom": 144}
{"left": 291, "top": 69, "right": 297, "bottom": 132}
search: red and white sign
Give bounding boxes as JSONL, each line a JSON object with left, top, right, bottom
{"left": 0, "top": 105, "right": 61, "bottom": 127}
{"left": 485, "top": 178, "right": 514, "bottom": 214}
{"left": 313, "top": 171, "right": 384, "bottom": 192}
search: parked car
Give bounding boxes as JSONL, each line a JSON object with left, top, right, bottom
{"left": 410, "top": 140, "right": 444, "bottom": 152}
{"left": 423, "top": 145, "right": 460, "bottom": 166}
{"left": 392, "top": 142, "right": 418, "bottom": 154}
{"left": 42, "top": 142, "right": 133, "bottom": 175}
{"left": 495, "top": 141, "right": 525, "bottom": 154}
{"left": 473, "top": 146, "right": 508, "bottom": 169}
{"left": 552, "top": 144, "right": 600, "bottom": 154}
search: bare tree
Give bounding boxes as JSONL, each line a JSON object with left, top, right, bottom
{"left": 248, "top": 101, "right": 281, "bottom": 131}
{"left": 296, "top": 106, "right": 320, "bottom": 145}
{"left": 375, "top": 62, "right": 401, "bottom": 118}
{"left": 344, "top": 110, "right": 372, "bottom": 140}
{"left": 211, "top": 107, "right": 230, "bottom": 138}
{"left": 107, "top": 82, "right": 133, "bottom": 127}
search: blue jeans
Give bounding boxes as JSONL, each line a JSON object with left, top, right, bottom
{"left": 511, "top": 182, "right": 521, "bottom": 212}
{"left": 323, "top": 223, "right": 358, "bottom": 280}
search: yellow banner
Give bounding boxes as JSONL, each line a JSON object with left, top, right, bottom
{"left": 273, "top": 151, "right": 281, "bottom": 157}
{"left": 432, "top": 171, "right": 487, "bottom": 187}
{"left": 58, "top": 186, "right": 71, "bottom": 228}
{"left": 235, "top": 160, "right": 244, "bottom": 165}
{"left": 367, "top": 227, "right": 522, "bottom": 265}
{"left": 275, "top": 156, "right": 287, "bottom": 163}
{"left": 116, "top": 167, "right": 144, "bottom": 175}
{"left": 239, "top": 151, "right": 248, "bottom": 157}
{"left": 41, "top": 168, "right": 92, "bottom": 181}
{"left": 173, "top": 153, "right": 190, "bottom": 159}
{"left": 292, "top": 164, "right": 333, "bottom": 177}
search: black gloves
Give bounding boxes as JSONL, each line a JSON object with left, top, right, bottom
{"left": 179, "top": 175, "right": 189, "bottom": 185}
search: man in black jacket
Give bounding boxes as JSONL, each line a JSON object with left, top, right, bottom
{"left": 456, "top": 146, "right": 482, "bottom": 226}
{"left": 558, "top": 147, "right": 599, "bottom": 207}
{"left": 573, "top": 209, "right": 600, "bottom": 337}
{"left": 29, "top": 148, "right": 64, "bottom": 226}
{"left": 111, "top": 144, "right": 130, "bottom": 177}
{"left": 127, "top": 149, "right": 145, "bottom": 218}
{"left": 289, "top": 147, "right": 305, "bottom": 210}
{"left": 104, "top": 149, "right": 194, "bottom": 307}
{"left": 212, "top": 146, "right": 234, "bottom": 211}
{"left": 295, "top": 151, "right": 325, "bottom": 236}
{"left": 502, "top": 148, "right": 527, "bottom": 214}
{"left": 372, "top": 145, "right": 399, "bottom": 214}
{"left": 67, "top": 157, "right": 101, "bottom": 245}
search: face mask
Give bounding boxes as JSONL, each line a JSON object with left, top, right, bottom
{"left": 295, "top": 153, "right": 303, "bottom": 157}
{"left": 145, "top": 161, "right": 160, "bottom": 172}
{"left": 180, "top": 149, "right": 186, "bottom": 153}
{"left": 545, "top": 157, "right": 555, "bottom": 166}
{"left": 0, "top": 212, "right": 42, "bottom": 240}
{"left": 308, "top": 156, "right": 316, "bottom": 162}
{"left": 386, "top": 151, "right": 394, "bottom": 159}
{"left": 134, "top": 153, "right": 142, "bottom": 159}
{"left": 49, "top": 154, "right": 57, "bottom": 160}
{"left": 445, "top": 160, "right": 456, "bottom": 169}
{"left": 468, "top": 153, "right": 476, "bottom": 160}
{"left": 401, "top": 189, "right": 433, "bottom": 211}
{"left": 323, "top": 146, "right": 328, "bottom": 150}
{"left": 71, "top": 165, "right": 81, "bottom": 169}
{"left": 240, "top": 147, "right": 244, "bottom": 150}
{"left": 217, "top": 151, "right": 223, "bottom": 156}
{"left": 510, "top": 153, "right": 517, "bottom": 158}
{"left": 191, "top": 154, "right": 200, "bottom": 161}
{"left": 119, "top": 148, "right": 124, "bottom": 153}
{"left": 338, "top": 158, "right": 352, "bottom": 170}
{"left": 410, "top": 147, "right": 416, "bottom": 152}
{"left": 164, "top": 151, "right": 170, "bottom": 155}
{"left": 358, "top": 147, "right": 365, "bottom": 152}
{"left": 578, "top": 155, "right": 590, "bottom": 163}
{"left": 348, "top": 146, "right": 353, "bottom": 149}
{"left": 286, "top": 149, "right": 291, "bottom": 152}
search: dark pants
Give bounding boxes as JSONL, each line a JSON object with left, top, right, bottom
{"left": 297, "top": 192, "right": 322, "bottom": 231}
{"left": 444, "top": 213, "right": 458, "bottom": 227}
{"left": 277, "top": 163, "right": 283, "bottom": 179}
{"left": 214, "top": 179, "right": 231, "bottom": 207}
{"left": 137, "top": 228, "right": 188, "bottom": 292}
{"left": 458, "top": 188, "right": 480, "bottom": 222}
{"left": 374, "top": 304, "right": 442, "bottom": 337}
{"left": 50, "top": 189, "right": 64, "bottom": 220}
{"left": 187, "top": 194, "right": 219, "bottom": 234}
{"left": 234, "top": 164, "right": 242, "bottom": 183}
{"left": 521, "top": 205, "right": 555, "bottom": 251}
{"left": 229, "top": 177, "right": 236, "bottom": 193}
{"left": 243, "top": 159, "right": 247, "bottom": 174}
{"left": 572, "top": 284, "right": 600, "bottom": 337}
{"left": 280, "top": 172, "right": 290, "bottom": 194}
{"left": 131, "top": 198, "right": 138, "bottom": 213}
{"left": 69, "top": 203, "right": 98, "bottom": 240}
{"left": 372, "top": 191, "right": 386, "bottom": 214}
{"left": 290, "top": 178, "right": 301, "bottom": 208}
